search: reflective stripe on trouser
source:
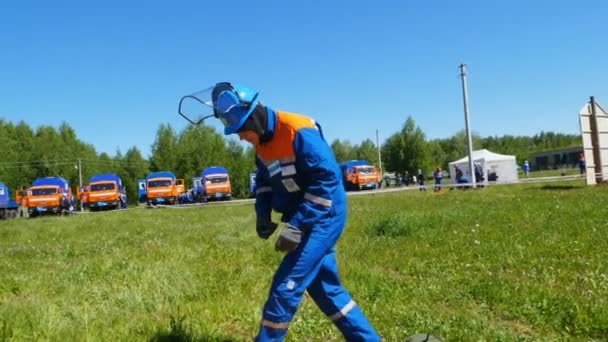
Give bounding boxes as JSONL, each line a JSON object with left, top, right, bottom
{"left": 255, "top": 210, "right": 379, "bottom": 341}
{"left": 308, "top": 252, "right": 381, "bottom": 342}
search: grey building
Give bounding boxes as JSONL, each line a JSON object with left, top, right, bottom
{"left": 531, "top": 146, "right": 583, "bottom": 170}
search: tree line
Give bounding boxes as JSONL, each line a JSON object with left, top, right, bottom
{"left": 0, "top": 117, "right": 581, "bottom": 202}
{"left": 331, "top": 116, "right": 581, "bottom": 176}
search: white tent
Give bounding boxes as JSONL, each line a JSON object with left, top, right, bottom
{"left": 448, "top": 149, "right": 518, "bottom": 183}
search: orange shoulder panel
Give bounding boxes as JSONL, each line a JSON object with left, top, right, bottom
{"left": 256, "top": 111, "right": 317, "bottom": 162}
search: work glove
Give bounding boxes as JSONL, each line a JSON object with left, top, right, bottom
{"left": 256, "top": 219, "right": 278, "bottom": 240}
{"left": 275, "top": 224, "right": 302, "bottom": 253}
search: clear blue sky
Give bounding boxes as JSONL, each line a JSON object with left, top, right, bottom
{"left": 1, "top": 0, "right": 606, "bottom": 157}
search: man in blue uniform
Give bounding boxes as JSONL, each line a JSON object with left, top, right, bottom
{"left": 522, "top": 160, "right": 530, "bottom": 177}
{"left": 578, "top": 153, "right": 586, "bottom": 175}
{"left": 201, "top": 82, "right": 381, "bottom": 341}
{"left": 433, "top": 167, "right": 443, "bottom": 192}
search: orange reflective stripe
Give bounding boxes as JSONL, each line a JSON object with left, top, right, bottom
{"left": 262, "top": 319, "right": 290, "bottom": 329}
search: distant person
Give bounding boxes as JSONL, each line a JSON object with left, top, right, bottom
{"left": 474, "top": 163, "right": 485, "bottom": 187}
{"left": 433, "top": 167, "right": 443, "bottom": 192}
{"left": 18, "top": 189, "right": 29, "bottom": 218}
{"left": 454, "top": 166, "right": 463, "bottom": 182}
{"left": 454, "top": 166, "right": 470, "bottom": 189}
{"left": 523, "top": 160, "right": 530, "bottom": 177}
{"left": 417, "top": 169, "right": 426, "bottom": 191}
{"left": 488, "top": 169, "right": 498, "bottom": 182}
{"left": 578, "top": 153, "right": 586, "bottom": 175}
{"left": 458, "top": 175, "right": 470, "bottom": 189}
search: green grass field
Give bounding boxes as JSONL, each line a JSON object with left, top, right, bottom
{"left": 1, "top": 181, "right": 607, "bottom": 341}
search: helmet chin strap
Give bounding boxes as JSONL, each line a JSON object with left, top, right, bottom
{"left": 239, "top": 104, "right": 272, "bottom": 144}
{"left": 257, "top": 106, "right": 273, "bottom": 144}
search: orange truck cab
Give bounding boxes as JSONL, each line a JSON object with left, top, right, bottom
{"left": 340, "top": 160, "right": 381, "bottom": 191}
{"left": 15, "top": 189, "right": 29, "bottom": 207}
{"left": 145, "top": 171, "right": 185, "bottom": 205}
{"left": 176, "top": 178, "right": 186, "bottom": 195}
{"left": 84, "top": 173, "right": 128, "bottom": 211}
{"left": 77, "top": 185, "right": 90, "bottom": 208}
{"left": 27, "top": 177, "right": 75, "bottom": 216}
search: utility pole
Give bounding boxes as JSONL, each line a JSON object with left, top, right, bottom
{"left": 459, "top": 64, "right": 476, "bottom": 188}
{"left": 78, "top": 159, "right": 83, "bottom": 212}
{"left": 376, "top": 129, "right": 382, "bottom": 178}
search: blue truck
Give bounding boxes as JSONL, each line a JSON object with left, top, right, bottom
{"left": 249, "top": 172, "right": 257, "bottom": 198}
{"left": 85, "top": 173, "right": 128, "bottom": 211}
{"left": 145, "top": 171, "right": 186, "bottom": 205}
{"left": 26, "top": 177, "right": 75, "bottom": 216}
{"left": 137, "top": 179, "right": 147, "bottom": 203}
{"left": 0, "top": 182, "right": 19, "bottom": 219}
{"left": 192, "top": 166, "right": 232, "bottom": 202}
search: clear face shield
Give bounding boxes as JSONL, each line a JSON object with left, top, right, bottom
{"left": 177, "top": 85, "right": 221, "bottom": 126}
{"left": 177, "top": 82, "right": 258, "bottom": 131}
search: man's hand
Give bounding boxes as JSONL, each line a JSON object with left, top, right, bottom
{"left": 275, "top": 224, "right": 302, "bottom": 253}
{"left": 256, "top": 219, "right": 278, "bottom": 240}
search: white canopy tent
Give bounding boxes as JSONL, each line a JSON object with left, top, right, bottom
{"left": 448, "top": 149, "right": 518, "bottom": 183}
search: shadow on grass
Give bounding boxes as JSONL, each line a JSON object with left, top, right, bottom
{"left": 536, "top": 184, "right": 582, "bottom": 191}
{"left": 150, "top": 315, "right": 240, "bottom": 342}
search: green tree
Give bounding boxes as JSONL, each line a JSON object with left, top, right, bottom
{"left": 30, "top": 125, "right": 65, "bottom": 179}
{"left": 119, "top": 147, "right": 149, "bottom": 204}
{"left": 381, "top": 116, "right": 428, "bottom": 175}
{"left": 0, "top": 120, "right": 20, "bottom": 189}
{"left": 150, "top": 124, "right": 179, "bottom": 172}
{"left": 356, "top": 139, "right": 379, "bottom": 166}
{"left": 174, "top": 123, "right": 227, "bottom": 183}
{"left": 425, "top": 140, "right": 447, "bottom": 174}
{"left": 330, "top": 139, "right": 357, "bottom": 163}
{"left": 434, "top": 129, "right": 482, "bottom": 169}
{"left": 11, "top": 121, "right": 37, "bottom": 189}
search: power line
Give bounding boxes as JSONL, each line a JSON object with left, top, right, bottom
{"left": 0, "top": 158, "right": 147, "bottom": 169}
{"left": 0, "top": 162, "right": 78, "bottom": 169}
{"left": 0, "top": 159, "right": 79, "bottom": 166}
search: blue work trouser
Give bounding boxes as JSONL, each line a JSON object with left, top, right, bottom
{"left": 255, "top": 210, "right": 380, "bottom": 342}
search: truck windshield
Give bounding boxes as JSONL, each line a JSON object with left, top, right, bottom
{"left": 356, "top": 167, "right": 375, "bottom": 174}
{"left": 148, "top": 179, "right": 172, "bottom": 187}
{"left": 90, "top": 183, "right": 116, "bottom": 191}
{"left": 207, "top": 176, "right": 228, "bottom": 184}
{"left": 31, "top": 188, "right": 57, "bottom": 196}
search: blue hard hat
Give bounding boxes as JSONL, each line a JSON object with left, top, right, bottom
{"left": 212, "top": 82, "right": 260, "bottom": 135}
